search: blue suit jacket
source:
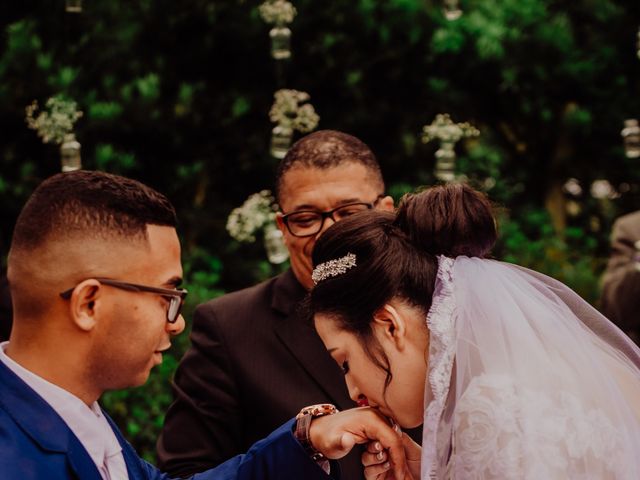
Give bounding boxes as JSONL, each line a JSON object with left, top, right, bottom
{"left": 0, "top": 360, "right": 338, "bottom": 479}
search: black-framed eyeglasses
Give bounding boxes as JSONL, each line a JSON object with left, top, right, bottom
{"left": 281, "top": 195, "right": 385, "bottom": 238}
{"left": 59, "top": 278, "right": 188, "bottom": 324}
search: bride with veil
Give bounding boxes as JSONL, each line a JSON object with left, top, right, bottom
{"left": 308, "top": 183, "right": 640, "bottom": 479}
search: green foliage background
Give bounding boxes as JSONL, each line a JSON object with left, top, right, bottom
{"left": 1, "top": 0, "right": 639, "bottom": 463}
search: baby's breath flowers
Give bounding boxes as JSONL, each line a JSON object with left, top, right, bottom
{"left": 259, "top": 0, "right": 297, "bottom": 59}
{"left": 25, "top": 95, "right": 83, "bottom": 145}
{"left": 269, "top": 89, "right": 320, "bottom": 159}
{"left": 227, "top": 190, "right": 289, "bottom": 264}
{"left": 269, "top": 89, "right": 319, "bottom": 133}
{"left": 421, "top": 113, "right": 479, "bottom": 145}
{"left": 258, "top": 0, "right": 297, "bottom": 26}
{"left": 422, "top": 113, "right": 479, "bottom": 182}
{"left": 226, "top": 190, "right": 278, "bottom": 243}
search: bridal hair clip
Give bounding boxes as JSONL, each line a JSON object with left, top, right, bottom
{"left": 312, "top": 253, "right": 357, "bottom": 285}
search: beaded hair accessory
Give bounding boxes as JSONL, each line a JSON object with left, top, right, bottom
{"left": 311, "top": 253, "right": 357, "bottom": 285}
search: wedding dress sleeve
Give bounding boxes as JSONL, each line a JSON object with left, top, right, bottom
{"left": 421, "top": 256, "right": 640, "bottom": 480}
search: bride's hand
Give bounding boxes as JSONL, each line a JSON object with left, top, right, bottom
{"left": 362, "top": 433, "right": 421, "bottom": 480}
{"left": 362, "top": 441, "right": 394, "bottom": 479}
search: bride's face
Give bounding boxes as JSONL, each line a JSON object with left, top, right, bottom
{"left": 315, "top": 300, "right": 429, "bottom": 428}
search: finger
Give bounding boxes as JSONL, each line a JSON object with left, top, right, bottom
{"left": 366, "top": 441, "right": 384, "bottom": 454}
{"left": 400, "top": 432, "right": 422, "bottom": 462}
{"left": 390, "top": 418, "right": 402, "bottom": 437}
{"left": 338, "top": 431, "right": 357, "bottom": 454}
{"left": 364, "top": 461, "right": 391, "bottom": 480}
{"left": 362, "top": 418, "right": 406, "bottom": 479}
{"left": 362, "top": 449, "right": 388, "bottom": 467}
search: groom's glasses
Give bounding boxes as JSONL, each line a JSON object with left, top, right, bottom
{"left": 281, "top": 195, "right": 385, "bottom": 238}
{"left": 60, "top": 278, "right": 188, "bottom": 324}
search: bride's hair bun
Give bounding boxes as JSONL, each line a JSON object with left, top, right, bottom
{"left": 394, "top": 183, "right": 497, "bottom": 258}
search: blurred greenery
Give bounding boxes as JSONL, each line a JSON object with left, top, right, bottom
{"left": 1, "top": 0, "right": 639, "bottom": 463}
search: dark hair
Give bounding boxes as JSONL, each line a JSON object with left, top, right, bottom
{"left": 275, "top": 130, "right": 384, "bottom": 202}
{"left": 309, "top": 182, "right": 497, "bottom": 389}
{"left": 396, "top": 183, "right": 497, "bottom": 258}
{"left": 10, "top": 170, "right": 177, "bottom": 254}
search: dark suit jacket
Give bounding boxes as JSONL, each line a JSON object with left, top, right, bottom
{"left": 158, "top": 269, "right": 366, "bottom": 479}
{"left": 600, "top": 210, "right": 640, "bottom": 340}
{"left": 0, "top": 359, "right": 337, "bottom": 480}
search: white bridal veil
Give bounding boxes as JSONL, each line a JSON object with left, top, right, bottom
{"left": 422, "top": 256, "right": 640, "bottom": 479}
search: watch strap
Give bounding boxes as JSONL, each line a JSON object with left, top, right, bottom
{"left": 294, "top": 403, "right": 339, "bottom": 462}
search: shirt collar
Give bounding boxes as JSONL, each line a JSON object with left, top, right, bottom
{"left": 0, "top": 342, "right": 122, "bottom": 469}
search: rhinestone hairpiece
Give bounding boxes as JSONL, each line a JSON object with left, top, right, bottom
{"left": 312, "top": 253, "right": 357, "bottom": 285}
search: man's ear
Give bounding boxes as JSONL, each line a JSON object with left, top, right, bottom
{"left": 372, "top": 303, "right": 407, "bottom": 350}
{"left": 275, "top": 212, "right": 289, "bottom": 244}
{"left": 67, "top": 279, "right": 101, "bottom": 332}
{"left": 377, "top": 195, "right": 395, "bottom": 213}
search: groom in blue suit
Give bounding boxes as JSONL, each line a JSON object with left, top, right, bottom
{"left": 0, "top": 170, "right": 407, "bottom": 480}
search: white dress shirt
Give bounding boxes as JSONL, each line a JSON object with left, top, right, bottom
{"left": 0, "top": 342, "right": 129, "bottom": 480}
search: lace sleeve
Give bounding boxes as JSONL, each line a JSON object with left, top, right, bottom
{"left": 422, "top": 256, "right": 640, "bottom": 479}
{"left": 449, "top": 374, "right": 632, "bottom": 479}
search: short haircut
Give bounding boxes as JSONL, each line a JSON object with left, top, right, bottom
{"left": 275, "top": 130, "right": 385, "bottom": 203}
{"left": 10, "top": 170, "right": 177, "bottom": 256}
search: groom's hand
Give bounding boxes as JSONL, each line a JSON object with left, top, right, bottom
{"left": 308, "top": 407, "right": 409, "bottom": 479}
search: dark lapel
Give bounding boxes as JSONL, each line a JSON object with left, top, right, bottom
{"left": 272, "top": 270, "right": 354, "bottom": 410}
{"left": 0, "top": 360, "right": 102, "bottom": 480}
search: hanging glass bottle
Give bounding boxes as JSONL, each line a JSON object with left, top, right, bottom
{"left": 269, "top": 89, "right": 319, "bottom": 159}
{"left": 270, "top": 125, "right": 293, "bottom": 159}
{"left": 263, "top": 223, "right": 289, "bottom": 264}
{"left": 269, "top": 26, "right": 292, "bottom": 60}
{"left": 422, "top": 113, "right": 479, "bottom": 183}
{"left": 434, "top": 141, "right": 457, "bottom": 182}
{"left": 443, "top": 0, "right": 462, "bottom": 20}
{"left": 65, "top": 0, "right": 82, "bottom": 13}
{"left": 60, "top": 134, "right": 82, "bottom": 171}
{"left": 259, "top": 0, "right": 297, "bottom": 60}
{"left": 621, "top": 119, "right": 640, "bottom": 159}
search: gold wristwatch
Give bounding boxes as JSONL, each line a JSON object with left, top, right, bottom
{"left": 294, "top": 403, "right": 339, "bottom": 461}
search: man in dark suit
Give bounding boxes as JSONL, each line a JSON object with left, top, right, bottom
{"left": 600, "top": 210, "right": 640, "bottom": 345}
{"left": 158, "top": 131, "right": 405, "bottom": 478}
{"left": 1, "top": 170, "right": 409, "bottom": 480}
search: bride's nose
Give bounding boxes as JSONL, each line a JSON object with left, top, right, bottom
{"left": 345, "top": 376, "right": 361, "bottom": 403}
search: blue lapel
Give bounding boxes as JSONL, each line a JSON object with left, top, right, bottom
{"left": 103, "top": 410, "right": 147, "bottom": 480}
{"left": 0, "top": 360, "right": 102, "bottom": 480}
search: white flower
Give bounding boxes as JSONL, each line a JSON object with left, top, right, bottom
{"left": 269, "top": 89, "right": 320, "bottom": 133}
{"left": 422, "top": 113, "right": 479, "bottom": 145}
{"left": 258, "top": 0, "right": 297, "bottom": 26}
{"left": 563, "top": 178, "right": 582, "bottom": 196}
{"left": 226, "top": 190, "right": 278, "bottom": 243}
{"left": 590, "top": 179, "right": 619, "bottom": 199}
{"left": 25, "top": 95, "right": 83, "bottom": 145}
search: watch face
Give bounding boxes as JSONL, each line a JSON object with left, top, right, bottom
{"left": 299, "top": 403, "right": 338, "bottom": 418}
